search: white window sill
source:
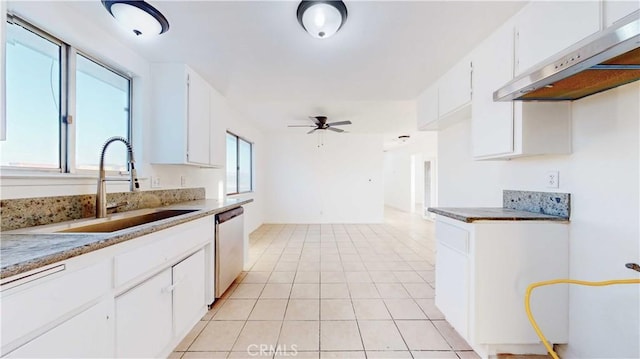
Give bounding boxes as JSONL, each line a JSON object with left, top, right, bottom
{"left": 0, "top": 170, "right": 145, "bottom": 180}
{"left": 0, "top": 171, "right": 148, "bottom": 187}
{"left": 227, "top": 191, "right": 254, "bottom": 198}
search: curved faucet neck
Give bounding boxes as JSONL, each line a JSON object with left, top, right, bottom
{"left": 99, "top": 136, "right": 135, "bottom": 170}
{"left": 96, "top": 136, "right": 139, "bottom": 218}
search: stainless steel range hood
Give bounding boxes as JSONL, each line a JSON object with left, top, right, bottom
{"left": 494, "top": 11, "right": 640, "bottom": 102}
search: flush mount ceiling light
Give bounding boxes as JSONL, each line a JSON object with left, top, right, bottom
{"left": 102, "top": 0, "right": 170, "bottom": 36}
{"left": 296, "top": 1, "right": 348, "bottom": 39}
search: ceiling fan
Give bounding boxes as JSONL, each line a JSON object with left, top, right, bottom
{"left": 288, "top": 116, "right": 352, "bottom": 134}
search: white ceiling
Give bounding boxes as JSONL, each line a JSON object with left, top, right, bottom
{"left": 65, "top": 0, "right": 526, "bottom": 142}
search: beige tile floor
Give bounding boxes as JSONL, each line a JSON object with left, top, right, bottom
{"left": 173, "top": 207, "right": 479, "bottom": 359}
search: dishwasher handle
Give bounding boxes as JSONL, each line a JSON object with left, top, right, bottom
{"left": 216, "top": 207, "right": 244, "bottom": 224}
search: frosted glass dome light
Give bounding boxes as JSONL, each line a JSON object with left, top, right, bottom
{"left": 102, "top": 1, "right": 170, "bottom": 37}
{"left": 297, "top": 1, "right": 348, "bottom": 39}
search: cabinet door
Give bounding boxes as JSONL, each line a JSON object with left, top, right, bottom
{"left": 515, "top": 1, "right": 601, "bottom": 75}
{"left": 434, "top": 221, "right": 470, "bottom": 340}
{"left": 604, "top": 0, "right": 639, "bottom": 28}
{"left": 472, "top": 24, "right": 515, "bottom": 158}
{"left": 438, "top": 58, "right": 472, "bottom": 117}
{"left": 187, "top": 69, "right": 211, "bottom": 165}
{"left": 6, "top": 299, "right": 114, "bottom": 358}
{"left": 2, "top": 261, "right": 110, "bottom": 349}
{"left": 173, "top": 249, "right": 206, "bottom": 337}
{"left": 416, "top": 84, "right": 438, "bottom": 130}
{"left": 116, "top": 269, "right": 172, "bottom": 358}
{"left": 209, "top": 87, "right": 227, "bottom": 167}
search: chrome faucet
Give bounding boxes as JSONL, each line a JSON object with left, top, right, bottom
{"left": 96, "top": 136, "right": 140, "bottom": 218}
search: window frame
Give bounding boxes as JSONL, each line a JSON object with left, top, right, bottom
{"left": 226, "top": 131, "right": 253, "bottom": 196}
{"left": 70, "top": 49, "right": 133, "bottom": 175}
{"left": 2, "top": 15, "right": 132, "bottom": 175}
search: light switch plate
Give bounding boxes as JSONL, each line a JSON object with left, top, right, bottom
{"left": 546, "top": 171, "right": 559, "bottom": 188}
{"left": 151, "top": 176, "right": 161, "bottom": 188}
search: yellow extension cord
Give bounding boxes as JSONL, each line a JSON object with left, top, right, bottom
{"left": 525, "top": 278, "right": 640, "bottom": 359}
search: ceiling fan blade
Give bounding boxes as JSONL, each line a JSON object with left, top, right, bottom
{"left": 326, "top": 120, "right": 352, "bottom": 126}
{"left": 307, "top": 128, "right": 318, "bottom": 134}
{"left": 327, "top": 127, "right": 344, "bottom": 133}
{"left": 288, "top": 125, "right": 316, "bottom": 127}
{"left": 309, "top": 116, "right": 321, "bottom": 125}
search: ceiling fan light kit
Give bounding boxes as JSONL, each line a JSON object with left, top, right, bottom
{"left": 102, "top": 0, "right": 170, "bottom": 36}
{"left": 297, "top": 0, "right": 348, "bottom": 39}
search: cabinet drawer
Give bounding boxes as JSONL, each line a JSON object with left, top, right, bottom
{"left": 1, "top": 261, "right": 110, "bottom": 350}
{"left": 436, "top": 221, "right": 469, "bottom": 254}
{"left": 114, "top": 217, "right": 212, "bottom": 288}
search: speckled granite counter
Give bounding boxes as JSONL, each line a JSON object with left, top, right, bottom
{"left": 427, "top": 207, "right": 569, "bottom": 223}
{"left": 1, "top": 188, "right": 207, "bottom": 231}
{"left": 0, "top": 198, "right": 252, "bottom": 279}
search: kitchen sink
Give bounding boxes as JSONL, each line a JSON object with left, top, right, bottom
{"left": 57, "top": 209, "right": 198, "bottom": 233}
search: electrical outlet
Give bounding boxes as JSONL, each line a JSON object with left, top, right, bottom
{"left": 546, "top": 171, "right": 559, "bottom": 188}
{"left": 180, "top": 176, "right": 187, "bottom": 187}
{"left": 151, "top": 176, "right": 161, "bottom": 188}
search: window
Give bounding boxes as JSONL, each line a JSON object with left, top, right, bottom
{"left": 226, "top": 132, "right": 253, "bottom": 195}
{"left": 1, "top": 16, "right": 131, "bottom": 173}
{"left": 75, "top": 55, "right": 130, "bottom": 171}
{"left": 1, "top": 18, "right": 61, "bottom": 168}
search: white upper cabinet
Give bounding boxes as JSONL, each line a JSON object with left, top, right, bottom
{"left": 515, "top": 1, "right": 601, "bottom": 75}
{"left": 416, "top": 83, "right": 438, "bottom": 130}
{"left": 604, "top": 0, "right": 640, "bottom": 28}
{"left": 472, "top": 20, "right": 572, "bottom": 160}
{"left": 438, "top": 57, "right": 472, "bottom": 118}
{"left": 209, "top": 87, "right": 228, "bottom": 168}
{"left": 416, "top": 57, "right": 472, "bottom": 131}
{"left": 186, "top": 70, "right": 211, "bottom": 165}
{"left": 151, "top": 64, "right": 223, "bottom": 167}
{"left": 472, "top": 22, "right": 515, "bottom": 158}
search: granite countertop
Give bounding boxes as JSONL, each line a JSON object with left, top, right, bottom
{"left": 1, "top": 198, "right": 252, "bottom": 279}
{"left": 427, "top": 207, "right": 569, "bottom": 223}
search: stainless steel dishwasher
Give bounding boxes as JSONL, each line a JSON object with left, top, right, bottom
{"left": 215, "top": 207, "right": 244, "bottom": 298}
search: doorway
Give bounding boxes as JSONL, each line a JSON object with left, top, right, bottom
{"left": 423, "top": 161, "right": 432, "bottom": 217}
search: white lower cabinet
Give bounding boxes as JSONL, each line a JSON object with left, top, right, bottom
{"left": 1, "top": 215, "right": 217, "bottom": 359}
{"left": 435, "top": 222, "right": 469, "bottom": 338}
{"left": 6, "top": 299, "right": 114, "bottom": 359}
{"left": 173, "top": 249, "right": 206, "bottom": 338}
{"left": 434, "top": 215, "right": 569, "bottom": 358}
{"left": 116, "top": 269, "right": 173, "bottom": 358}
{"left": 115, "top": 246, "right": 208, "bottom": 358}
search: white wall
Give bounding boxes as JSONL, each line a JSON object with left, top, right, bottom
{"left": 384, "top": 132, "right": 438, "bottom": 212}
{"left": 384, "top": 151, "right": 412, "bottom": 212}
{"left": 437, "top": 82, "right": 640, "bottom": 358}
{"left": 0, "top": 2, "right": 264, "bottom": 233}
{"left": 263, "top": 133, "right": 384, "bottom": 223}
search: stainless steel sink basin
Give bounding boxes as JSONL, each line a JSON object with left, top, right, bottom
{"left": 57, "top": 209, "right": 198, "bottom": 233}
